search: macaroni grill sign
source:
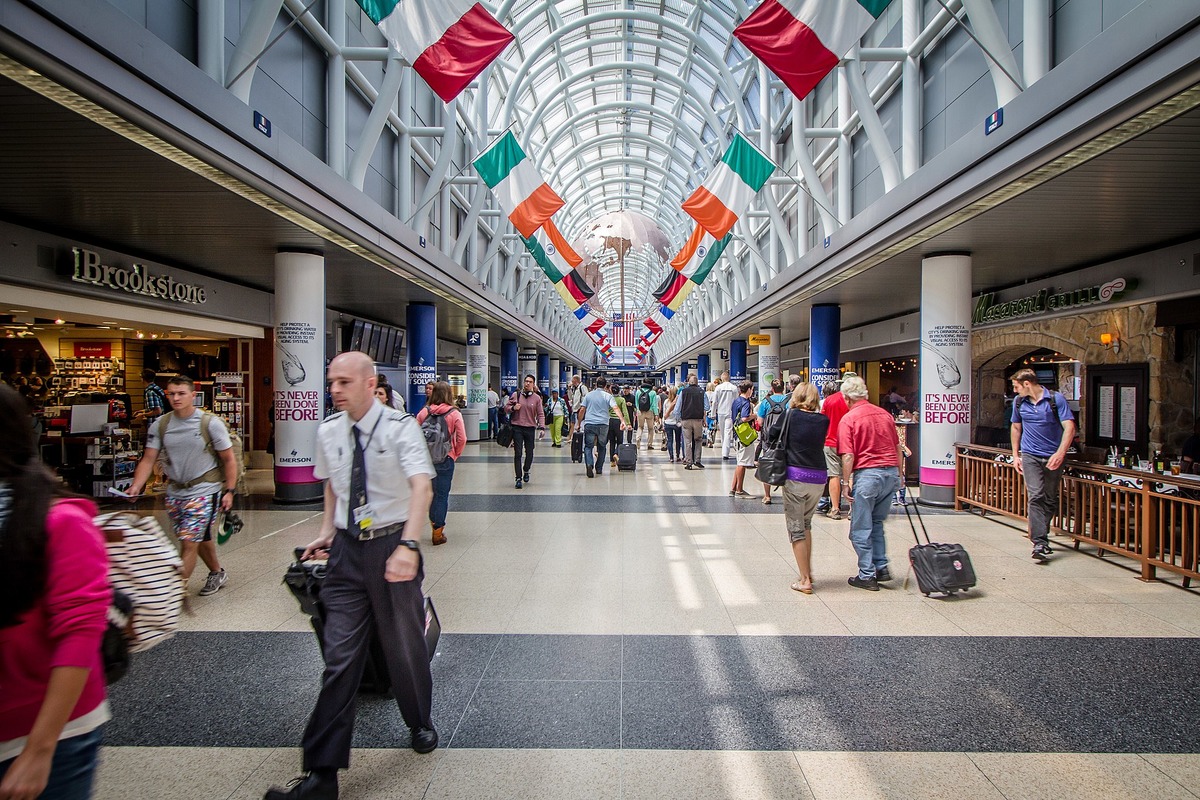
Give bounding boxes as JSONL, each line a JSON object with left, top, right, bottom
{"left": 973, "top": 278, "right": 1130, "bottom": 324}
{"left": 72, "top": 247, "right": 207, "bottom": 305}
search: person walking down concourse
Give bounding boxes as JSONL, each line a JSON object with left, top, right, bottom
{"left": 416, "top": 381, "right": 466, "bottom": 547}
{"left": 505, "top": 374, "right": 546, "bottom": 489}
{"left": 577, "top": 376, "right": 623, "bottom": 478}
{"left": 767, "top": 382, "right": 829, "bottom": 595}
{"left": 1009, "top": 367, "right": 1076, "bottom": 561}
{"left": 0, "top": 385, "right": 110, "bottom": 800}
{"left": 265, "top": 352, "right": 436, "bottom": 800}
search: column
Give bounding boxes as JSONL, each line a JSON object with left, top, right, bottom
{"left": 555, "top": 360, "right": 566, "bottom": 396}
{"left": 501, "top": 339, "right": 518, "bottom": 395}
{"left": 681, "top": 362, "right": 690, "bottom": 383}
{"left": 406, "top": 303, "right": 437, "bottom": 415}
{"left": 919, "top": 253, "right": 973, "bottom": 506}
{"left": 466, "top": 327, "right": 488, "bottom": 440}
{"left": 697, "top": 353, "right": 711, "bottom": 384}
{"left": 273, "top": 250, "right": 324, "bottom": 503}
{"left": 519, "top": 347, "right": 537, "bottom": 386}
{"left": 809, "top": 304, "right": 841, "bottom": 391}
{"left": 756, "top": 328, "right": 781, "bottom": 399}
{"left": 729, "top": 340, "right": 747, "bottom": 383}
{"left": 669, "top": 367, "right": 677, "bottom": 386}
{"left": 709, "top": 348, "right": 726, "bottom": 380}
{"left": 537, "top": 353, "right": 551, "bottom": 396}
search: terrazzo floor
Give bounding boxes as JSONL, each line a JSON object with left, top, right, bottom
{"left": 94, "top": 442, "right": 1200, "bottom": 799}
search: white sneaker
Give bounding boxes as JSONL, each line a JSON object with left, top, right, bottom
{"left": 199, "top": 569, "right": 227, "bottom": 596}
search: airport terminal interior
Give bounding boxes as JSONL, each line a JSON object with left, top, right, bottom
{"left": 2, "top": 1, "right": 1200, "bottom": 798}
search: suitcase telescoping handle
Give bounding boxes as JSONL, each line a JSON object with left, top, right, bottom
{"left": 902, "top": 499, "right": 932, "bottom": 546}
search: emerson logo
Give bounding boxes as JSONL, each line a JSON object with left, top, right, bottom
{"left": 71, "top": 247, "right": 207, "bottom": 305}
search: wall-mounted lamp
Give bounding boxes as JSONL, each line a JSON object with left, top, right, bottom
{"left": 1100, "top": 332, "right": 1120, "bottom": 354}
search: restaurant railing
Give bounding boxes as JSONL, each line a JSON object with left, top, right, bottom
{"left": 954, "top": 443, "right": 1200, "bottom": 586}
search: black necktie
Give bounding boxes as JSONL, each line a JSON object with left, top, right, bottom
{"left": 348, "top": 425, "right": 367, "bottom": 531}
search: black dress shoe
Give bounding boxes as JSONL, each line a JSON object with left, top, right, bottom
{"left": 412, "top": 725, "right": 439, "bottom": 754}
{"left": 875, "top": 567, "right": 893, "bottom": 582}
{"left": 264, "top": 772, "right": 338, "bottom": 800}
{"left": 848, "top": 575, "right": 880, "bottom": 592}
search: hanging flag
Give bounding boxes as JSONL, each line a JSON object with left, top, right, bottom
{"left": 474, "top": 132, "right": 564, "bottom": 238}
{"left": 523, "top": 218, "right": 583, "bottom": 282}
{"left": 681, "top": 133, "right": 776, "bottom": 240}
{"left": 654, "top": 271, "right": 692, "bottom": 307}
{"left": 610, "top": 313, "right": 640, "bottom": 348}
{"left": 354, "top": 0, "right": 514, "bottom": 103}
{"left": 734, "top": 0, "right": 889, "bottom": 101}
{"left": 672, "top": 225, "right": 732, "bottom": 285}
{"left": 665, "top": 279, "right": 696, "bottom": 312}
{"left": 639, "top": 316, "right": 664, "bottom": 345}
{"left": 584, "top": 315, "right": 609, "bottom": 343}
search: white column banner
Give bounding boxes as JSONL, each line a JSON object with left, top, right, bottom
{"left": 709, "top": 348, "right": 726, "bottom": 380}
{"left": 466, "top": 327, "right": 488, "bottom": 418}
{"left": 756, "top": 328, "right": 780, "bottom": 399}
{"left": 273, "top": 251, "right": 325, "bottom": 502}
{"left": 518, "top": 347, "right": 537, "bottom": 385}
{"left": 919, "top": 253, "right": 973, "bottom": 505}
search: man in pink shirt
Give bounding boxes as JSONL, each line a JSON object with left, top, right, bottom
{"left": 837, "top": 375, "right": 902, "bottom": 591}
{"left": 820, "top": 379, "right": 851, "bottom": 519}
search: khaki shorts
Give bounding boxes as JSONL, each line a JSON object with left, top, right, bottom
{"left": 783, "top": 481, "right": 824, "bottom": 542}
{"left": 823, "top": 446, "right": 843, "bottom": 477}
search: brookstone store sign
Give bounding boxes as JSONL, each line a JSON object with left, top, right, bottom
{"left": 972, "top": 278, "right": 1131, "bottom": 325}
{"left": 72, "top": 247, "right": 208, "bottom": 305}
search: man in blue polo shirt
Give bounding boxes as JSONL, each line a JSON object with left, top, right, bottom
{"left": 1009, "top": 368, "right": 1076, "bottom": 561}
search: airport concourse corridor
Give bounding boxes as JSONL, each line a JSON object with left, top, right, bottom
{"left": 97, "top": 442, "right": 1200, "bottom": 800}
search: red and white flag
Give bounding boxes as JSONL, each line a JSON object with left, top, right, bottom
{"left": 355, "top": 0, "right": 514, "bottom": 103}
{"left": 734, "top": 0, "right": 890, "bottom": 100}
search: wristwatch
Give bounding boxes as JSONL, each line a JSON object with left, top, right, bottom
{"left": 396, "top": 539, "right": 421, "bottom": 552}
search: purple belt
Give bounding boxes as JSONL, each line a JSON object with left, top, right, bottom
{"left": 786, "top": 466, "right": 827, "bottom": 484}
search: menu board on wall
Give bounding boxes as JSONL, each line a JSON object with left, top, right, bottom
{"left": 1119, "top": 386, "right": 1137, "bottom": 441}
{"left": 1098, "top": 385, "right": 1114, "bottom": 439}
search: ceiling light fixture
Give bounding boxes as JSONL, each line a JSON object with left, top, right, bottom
{"left": 54, "top": 318, "right": 65, "bottom": 324}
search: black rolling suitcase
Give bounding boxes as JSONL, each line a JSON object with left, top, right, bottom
{"left": 905, "top": 501, "right": 976, "bottom": 596}
{"left": 571, "top": 430, "right": 584, "bottom": 463}
{"left": 283, "top": 548, "right": 441, "bottom": 693}
{"left": 617, "top": 429, "right": 638, "bottom": 471}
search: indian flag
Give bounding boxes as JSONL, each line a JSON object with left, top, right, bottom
{"left": 734, "top": 0, "right": 890, "bottom": 100}
{"left": 474, "top": 132, "right": 564, "bottom": 238}
{"left": 354, "top": 1, "right": 514, "bottom": 103}
{"left": 524, "top": 218, "right": 583, "bottom": 282}
{"left": 681, "top": 133, "right": 776, "bottom": 240}
{"left": 671, "top": 225, "right": 731, "bottom": 285}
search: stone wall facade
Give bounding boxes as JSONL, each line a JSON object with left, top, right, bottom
{"left": 971, "top": 303, "right": 1196, "bottom": 456}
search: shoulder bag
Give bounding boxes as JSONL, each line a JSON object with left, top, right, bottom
{"left": 755, "top": 409, "right": 791, "bottom": 486}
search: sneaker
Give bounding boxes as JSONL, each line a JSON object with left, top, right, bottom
{"left": 875, "top": 567, "right": 893, "bottom": 582}
{"left": 827, "top": 510, "right": 846, "bottom": 520}
{"left": 595, "top": 466, "right": 603, "bottom": 475}
{"left": 816, "top": 499, "right": 831, "bottom": 513}
{"left": 515, "top": 479, "right": 523, "bottom": 489}
{"left": 263, "top": 772, "right": 338, "bottom": 800}
{"left": 848, "top": 575, "right": 880, "bottom": 592}
{"left": 695, "top": 461, "right": 706, "bottom": 469}
{"left": 684, "top": 463, "right": 694, "bottom": 470}
{"left": 523, "top": 472, "right": 531, "bottom": 483}
{"left": 1032, "top": 544, "right": 1052, "bottom": 561}
{"left": 586, "top": 465, "right": 594, "bottom": 478}
{"left": 199, "top": 569, "right": 227, "bottom": 596}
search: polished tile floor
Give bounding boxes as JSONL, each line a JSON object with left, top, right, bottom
{"left": 96, "top": 441, "right": 1200, "bottom": 799}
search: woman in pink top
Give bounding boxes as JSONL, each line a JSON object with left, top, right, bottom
{"left": 0, "top": 385, "right": 110, "bottom": 799}
{"left": 416, "top": 381, "right": 466, "bottom": 547}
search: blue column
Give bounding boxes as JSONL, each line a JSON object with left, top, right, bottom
{"left": 681, "top": 362, "right": 690, "bottom": 383}
{"left": 809, "top": 304, "right": 841, "bottom": 390}
{"left": 406, "top": 303, "right": 437, "bottom": 414}
{"left": 559, "top": 362, "right": 568, "bottom": 396}
{"left": 697, "top": 353, "right": 710, "bottom": 383}
{"left": 729, "top": 340, "right": 747, "bottom": 383}
{"left": 500, "top": 339, "right": 518, "bottom": 395}
{"left": 537, "top": 353, "right": 550, "bottom": 395}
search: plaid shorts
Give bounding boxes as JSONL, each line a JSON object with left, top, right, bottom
{"left": 165, "top": 493, "right": 219, "bottom": 543}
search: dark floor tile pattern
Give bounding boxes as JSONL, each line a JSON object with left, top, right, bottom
{"left": 107, "top": 633, "right": 1200, "bottom": 752}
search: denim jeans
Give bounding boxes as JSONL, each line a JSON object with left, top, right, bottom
{"left": 1021, "top": 453, "right": 1061, "bottom": 547}
{"left": 848, "top": 466, "right": 900, "bottom": 579}
{"left": 0, "top": 725, "right": 104, "bottom": 800}
{"left": 488, "top": 407, "right": 498, "bottom": 439}
{"left": 664, "top": 423, "right": 682, "bottom": 459}
{"left": 584, "top": 422, "right": 609, "bottom": 468}
{"left": 430, "top": 457, "right": 455, "bottom": 528}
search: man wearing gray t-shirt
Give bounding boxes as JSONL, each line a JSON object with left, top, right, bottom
{"left": 129, "top": 375, "right": 238, "bottom": 596}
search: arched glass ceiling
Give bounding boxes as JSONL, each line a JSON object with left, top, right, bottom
{"left": 489, "top": 0, "right": 762, "bottom": 317}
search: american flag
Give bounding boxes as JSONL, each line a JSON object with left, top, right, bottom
{"left": 609, "top": 312, "right": 640, "bottom": 347}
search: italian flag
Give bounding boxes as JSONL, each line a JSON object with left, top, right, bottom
{"left": 354, "top": 1, "right": 514, "bottom": 103}
{"left": 671, "top": 224, "right": 731, "bottom": 285}
{"left": 523, "top": 218, "right": 582, "bottom": 283}
{"left": 681, "top": 133, "right": 776, "bottom": 240}
{"left": 734, "top": 0, "right": 890, "bottom": 100}
{"left": 474, "top": 132, "right": 564, "bottom": 238}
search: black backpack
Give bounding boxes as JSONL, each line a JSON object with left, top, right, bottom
{"left": 637, "top": 388, "right": 652, "bottom": 412}
{"left": 762, "top": 398, "right": 788, "bottom": 444}
{"left": 421, "top": 410, "right": 453, "bottom": 464}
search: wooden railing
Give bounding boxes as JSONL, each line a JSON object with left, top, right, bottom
{"left": 955, "top": 443, "right": 1200, "bottom": 586}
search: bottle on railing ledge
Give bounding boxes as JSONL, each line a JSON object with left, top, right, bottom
{"left": 1154, "top": 451, "right": 1167, "bottom": 473}
{"left": 1121, "top": 447, "right": 1132, "bottom": 469}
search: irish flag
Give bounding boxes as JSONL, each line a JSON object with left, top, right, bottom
{"left": 681, "top": 133, "right": 776, "bottom": 239}
{"left": 474, "top": 132, "right": 564, "bottom": 238}
{"left": 671, "top": 225, "right": 731, "bottom": 285}
{"left": 734, "top": 0, "right": 890, "bottom": 100}
{"left": 354, "top": 1, "right": 514, "bottom": 103}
